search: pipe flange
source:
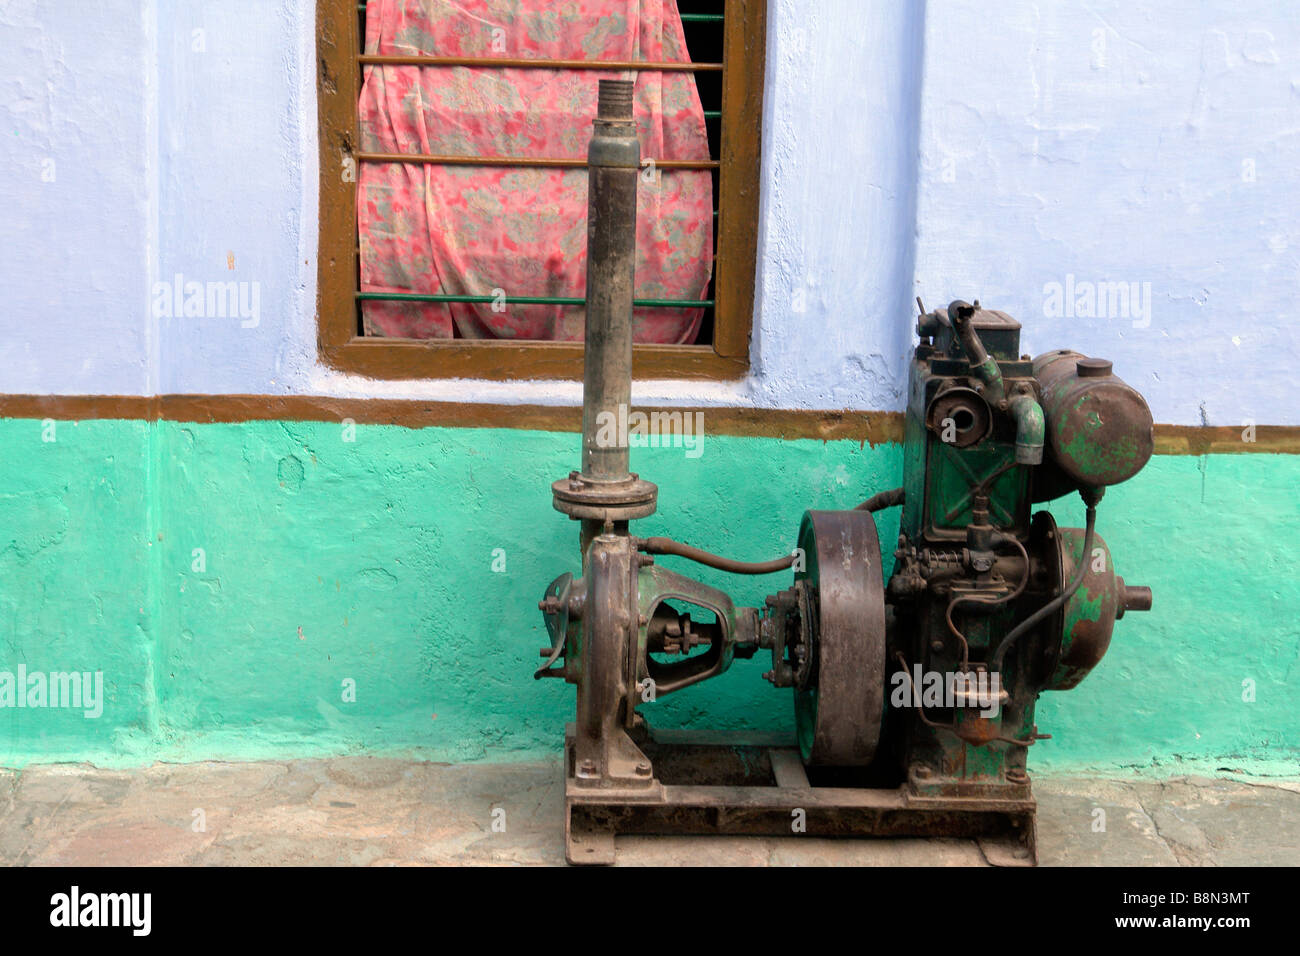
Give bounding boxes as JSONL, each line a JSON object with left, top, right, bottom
{"left": 552, "top": 471, "right": 658, "bottom": 521}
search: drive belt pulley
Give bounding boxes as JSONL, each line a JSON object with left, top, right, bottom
{"left": 787, "top": 510, "right": 888, "bottom": 767}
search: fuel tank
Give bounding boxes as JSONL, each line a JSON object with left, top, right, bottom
{"left": 1033, "top": 350, "right": 1153, "bottom": 488}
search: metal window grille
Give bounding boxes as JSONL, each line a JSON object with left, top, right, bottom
{"left": 352, "top": 1, "right": 726, "bottom": 330}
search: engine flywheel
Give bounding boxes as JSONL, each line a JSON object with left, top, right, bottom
{"left": 791, "top": 509, "right": 888, "bottom": 767}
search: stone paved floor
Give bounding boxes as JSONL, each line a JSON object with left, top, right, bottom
{"left": 1, "top": 759, "right": 1296, "bottom": 866}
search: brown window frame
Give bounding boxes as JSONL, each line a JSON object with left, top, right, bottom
{"left": 316, "top": 0, "right": 766, "bottom": 381}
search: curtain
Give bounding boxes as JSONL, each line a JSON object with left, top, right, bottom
{"left": 357, "top": 0, "right": 714, "bottom": 342}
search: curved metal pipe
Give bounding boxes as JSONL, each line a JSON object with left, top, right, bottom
{"left": 638, "top": 537, "right": 796, "bottom": 575}
{"left": 854, "top": 487, "right": 904, "bottom": 513}
{"left": 948, "top": 299, "right": 1005, "bottom": 405}
{"left": 1008, "top": 393, "right": 1045, "bottom": 465}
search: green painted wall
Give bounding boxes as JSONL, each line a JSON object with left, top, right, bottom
{"left": 0, "top": 417, "right": 1296, "bottom": 775}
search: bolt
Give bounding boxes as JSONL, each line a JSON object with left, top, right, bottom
{"left": 635, "top": 762, "right": 651, "bottom": 776}
{"left": 911, "top": 764, "right": 933, "bottom": 780}
{"left": 579, "top": 759, "right": 596, "bottom": 775}
{"left": 930, "top": 640, "right": 944, "bottom": 653}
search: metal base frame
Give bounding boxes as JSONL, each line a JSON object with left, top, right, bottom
{"left": 564, "top": 727, "right": 1037, "bottom": 866}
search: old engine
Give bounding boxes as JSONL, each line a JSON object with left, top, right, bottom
{"left": 536, "top": 81, "right": 1153, "bottom": 864}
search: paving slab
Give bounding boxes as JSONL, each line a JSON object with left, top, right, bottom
{"left": 0, "top": 760, "right": 1295, "bottom": 866}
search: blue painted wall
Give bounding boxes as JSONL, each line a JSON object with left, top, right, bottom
{"left": 2, "top": 0, "right": 1298, "bottom": 419}
{"left": 1, "top": 1, "right": 154, "bottom": 395}
{"left": 915, "top": 1, "right": 1300, "bottom": 427}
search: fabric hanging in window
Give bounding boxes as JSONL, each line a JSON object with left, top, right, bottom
{"left": 357, "top": 0, "right": 714, "bottom": 342}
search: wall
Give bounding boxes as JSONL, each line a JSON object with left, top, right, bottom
{"left": 915, "top": 1, "right": 1300, "bottom": 427}
{"left": 0, "top": 1, "right": 1297, "bottom": 773}
{"left": 5, "top": 1, "right": 1299, "bottom": 420}
{"left": 3, "top": 419, "right": 1296, "bottom": 773}
{"left": 0, "top": 1, "right": 153, "bottom": 395}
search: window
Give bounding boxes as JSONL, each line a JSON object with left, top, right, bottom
{"left": 317, "top": 0, "right": 766, "bottom": 380}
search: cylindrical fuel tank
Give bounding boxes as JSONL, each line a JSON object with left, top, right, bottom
{"left": 1033, "top": 351, "right": 1153, "bottom": 488}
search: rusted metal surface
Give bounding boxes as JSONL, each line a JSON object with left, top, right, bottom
{"left": 571, "top": 535, "right": 654, "bottom": 790}
{"left": 789, "top": 510, "right": 888, "bottom": 767}
{"left": 552, "top": 80, "right": 659, "bottom": 525}
{"left": 639, "top": 536, "right": 796, "bottom": 575}
{"left": 534, "top": 75, "right": 1153, "bottom": 865}
{"left": 1048, "top": 529, "right": 1152, "bottom": 690}
{"left": 636, "top": 563, "right": 748, "bottom": 696}
{"left": 1033, "top": 350, "right": 1154, "bottom": 488}
{"left": 563, "top": 728, "right": 1036, "bottom": 865}
{"left": 534, "top": 572, "right": 575, "bottom": 679}
{"left": 926, "top": 385, "right": 992, "bottom": 448}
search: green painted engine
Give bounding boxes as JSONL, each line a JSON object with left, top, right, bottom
{"left": 877, "top": 300, "right": 1155, "bottom": 792}
{"left": 532, "top": 80, "right": 1157, "bottom": 864}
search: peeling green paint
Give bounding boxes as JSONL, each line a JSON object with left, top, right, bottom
{"left": 0, "top": 418, "right": 1296, "bottom": 776}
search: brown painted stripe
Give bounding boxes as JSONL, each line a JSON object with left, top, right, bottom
{"left": 0, "top": 394, "right": 1296, "bottom": 454}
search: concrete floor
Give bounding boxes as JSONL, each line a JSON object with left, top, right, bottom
{"left": 1, "top": 758, "right": 1297, "bottom": 866}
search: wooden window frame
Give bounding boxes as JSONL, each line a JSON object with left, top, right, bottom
{"left": 316, "top": 0, "right": 766, "bottom": 381}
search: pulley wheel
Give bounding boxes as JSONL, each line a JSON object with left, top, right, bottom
{"left": 792, "top": 510, "right": 887, "bottom": 766}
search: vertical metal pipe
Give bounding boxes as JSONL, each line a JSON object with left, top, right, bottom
{"left": 581, "top": 79, "right": 640, "bottom": 484}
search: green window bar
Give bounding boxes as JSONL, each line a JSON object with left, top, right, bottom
{"left": 354, "top": 152, "right": 718, "bottom": 170}
{"left": 358, "top": 55, "right": 720, "bottom": 71}
{"left": 356, "top": 292, "right": 713, "bottom": 309}
{"left": 352, "top": 5, "right": 724, "bottom": 322}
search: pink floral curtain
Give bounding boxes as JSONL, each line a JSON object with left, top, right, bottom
{"left": 357, "top": 0, "right": 714, "bottom": 342}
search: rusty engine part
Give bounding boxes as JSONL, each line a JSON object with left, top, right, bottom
{"left": 534, "top": 81, "right": 1153, "bottom": 865}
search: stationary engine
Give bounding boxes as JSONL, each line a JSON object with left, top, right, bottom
{"left": 535, "top": 80, "right": 1153, "bottom": 864}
